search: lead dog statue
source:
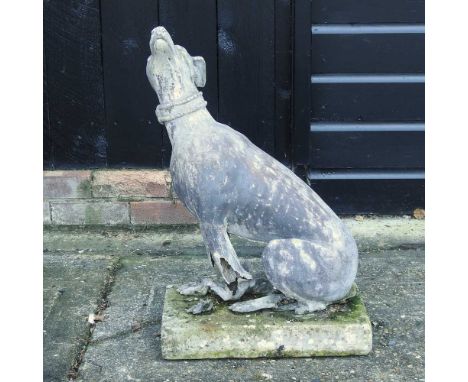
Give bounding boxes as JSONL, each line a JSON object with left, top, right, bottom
{"left": 146, "top": 27, "right": 358, "bottom": 314}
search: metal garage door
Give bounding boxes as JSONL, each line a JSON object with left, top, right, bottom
{"left": 293, "top": 0, "right": 424, "bottom": 214}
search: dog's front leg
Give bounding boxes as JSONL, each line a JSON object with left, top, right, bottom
{"left": 177, "top": 223, "right": 254, "bottom": 304}
{"left": 200, "top": 223, "right": 253, "bottom": 285}
{"left": 178, "top": 277, "right": 255, "bottom": 302}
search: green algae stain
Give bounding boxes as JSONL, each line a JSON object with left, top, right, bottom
{"left": 84, "top": 205, "right": 102, "bottom": 225}
{"left": 78, "top": 179, "right": 92, "bottom": 198}
{"left": 164, "top": 284, "right": 370, "bottom": 328}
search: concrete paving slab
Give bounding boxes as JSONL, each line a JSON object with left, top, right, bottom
{"left": 89, "top": 255, "right": 217, "bottom": 343}
{"left": 161, "top": 286, "right": 372, "bottom": 359}
{"left": 43, "top": 253, "right": 113, "bottom": 382}
{"left": 76, "top": 248, "right": 424, "bottom": 381}
{"left": 43, "top": 216, "right": 424, "bottom": 256}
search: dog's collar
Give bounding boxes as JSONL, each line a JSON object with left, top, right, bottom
{"left": 156, "top": 91, "right": 207, "bottom": 123}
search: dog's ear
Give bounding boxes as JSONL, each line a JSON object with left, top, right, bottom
{"left": 192, "top": 56, "right": 206, "bottom": 88}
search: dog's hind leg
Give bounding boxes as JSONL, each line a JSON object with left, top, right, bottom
{"left": 262, "top": 238, "right": 357, "bottom": 314}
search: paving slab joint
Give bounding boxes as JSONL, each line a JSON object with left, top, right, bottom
{"left": 67, "top": 257, "right": 123, "bottom": 380}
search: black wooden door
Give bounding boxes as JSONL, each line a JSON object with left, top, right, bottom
{"left": 44, "top": 0, "right": 292, "bottom": 169}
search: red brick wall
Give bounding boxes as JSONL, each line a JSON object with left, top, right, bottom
{"left": 43, "top": 170, "right": 197, "bottom": 226}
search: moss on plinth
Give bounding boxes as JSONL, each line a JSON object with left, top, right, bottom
{"left": 161, "top": 285, "right": 372, "bottom": 359}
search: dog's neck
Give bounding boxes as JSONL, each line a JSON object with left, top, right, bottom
{"left": 155, "top": 91, "right": 207, "bottom": 124}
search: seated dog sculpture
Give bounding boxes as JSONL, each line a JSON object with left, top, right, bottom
{"left": 146, "top": 27, "right": 358, "bottom": 314}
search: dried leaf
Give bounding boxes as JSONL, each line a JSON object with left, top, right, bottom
{"left": 88, "top": 313, "right": 105, "bottom": 324}
{"left": 413, "top": 208, "right": 425, "bottom": 220}
{"left": 131, "top": 321, "right": 142, "bottom": 332}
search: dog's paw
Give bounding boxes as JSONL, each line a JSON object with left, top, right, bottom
{"left": 229, "top": 294, "right": 283, "bottom": 313}
{"left": 186, "top": 299, "right": 213, "bottom": 315}
{"left": 177, "top": 281, "right": 209, "bottom": 296}
{"left": 294, "top": 301, "right": 327, "bottom": 315}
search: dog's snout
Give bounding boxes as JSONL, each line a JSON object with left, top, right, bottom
{"left": 151, "top": 26, "right": 168, "bottom": 39}
{"left": 150, "top": 26, "right": 175, "bottom": 55}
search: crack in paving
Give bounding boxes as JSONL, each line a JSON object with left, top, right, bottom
{"left": 67, "top": 257, "right": 122, "bottom": 380}
{"left": 89, "top": 318, "right": 161, "bottom": 346}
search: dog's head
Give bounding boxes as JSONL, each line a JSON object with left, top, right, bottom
{"left": 146, "top": 26, "right": 206, "bottom": 103}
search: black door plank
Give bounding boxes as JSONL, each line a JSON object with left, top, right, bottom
{"left": 159, "top": 0, "right": 218, "bottom": 167}
{"left": 311, "top": 83, "right": 425, "bottom": 122}
{"left": 101, "top": 0, "right": 162, "bottom": 168}
{"left": 44, "top": 0, "right": 107, "bottom": 168}
{"left": 274, "top": 0, "right": 293, "bottom": 165}
{"left": 43, "top": 47, "right": 52, "bottom": 169}
{"left": 292, "top": 0, "right": 312, "bottom": 165}
{"left": 309, "top": 131, "right": 424, "bottom": 169}
{"left": 159, "top": 0, "right": 218, "bottom": 118}
{"left": 309, "top": 178, "right": 425, "bottom": 215}
{"left": 218, "top": 0, "right": 275, "bottom": 155}
{"left": 311, "top": 0, "right": 425, "bottom": 24}
{"left": 312, "top": 33, "right": 424, "bottom": 74}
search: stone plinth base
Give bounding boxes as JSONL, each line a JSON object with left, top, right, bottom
{"left": 161, "top": 286, "right": 372, "bottom": 359}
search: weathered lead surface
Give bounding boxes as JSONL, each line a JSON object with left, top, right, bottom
{"left": 146, "top": 26, "right": 358, "bottom": 308}
{"left": 161, "top": 286, "right": 372, "bottom": 359}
